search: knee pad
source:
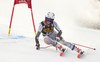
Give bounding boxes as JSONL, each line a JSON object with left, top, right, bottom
{"left": 44, "top": 37, "right": 50, "bottom": 45}
{"left": 44, "top": 41, "right": 50, "bottom": 45}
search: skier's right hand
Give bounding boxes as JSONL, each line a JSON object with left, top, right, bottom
{"left": 55, "top": 35, "right": 60, "bottom": 42}
{"left": 36, "top": 43, "right": 40, "bottom": 50}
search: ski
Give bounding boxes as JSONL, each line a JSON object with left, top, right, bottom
{"left": 60, "top": 52, "right": 64, "bottom": 56}
{"left": 77, "top": 54, "right": 81, "bottom": 58}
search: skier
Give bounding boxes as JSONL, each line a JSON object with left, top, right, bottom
{"left": 35, "top": 12, "right": 84, "bottom": 57}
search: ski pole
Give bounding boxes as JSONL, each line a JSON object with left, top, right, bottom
{"left": 40, "top": 45, "right": 53, "bottom": 49}
{"left": 71, "top": 42, "right": 96, "bottom": 50}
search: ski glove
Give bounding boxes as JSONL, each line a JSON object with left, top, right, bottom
{"left": 36, "top": 43, "right": 40, "bottom": 50}
{"left": 55, "top": 35, "right": 60, "bottom": 42}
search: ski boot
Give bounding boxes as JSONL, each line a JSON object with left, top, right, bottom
{"left": 60, "top": 48, "right": 66, "bottom": 56}
{"left": 72, "top": 45, "right": 84, "bottom": 58}
{"left": 77, "top": 50, "right": 84, "bottom": 58}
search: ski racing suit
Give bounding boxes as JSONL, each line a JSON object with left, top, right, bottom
{"left": 35, "top": 21, "right": 76, "bottom": 51}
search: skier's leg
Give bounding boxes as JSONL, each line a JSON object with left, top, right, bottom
{"left": 59, "top": 40, "right": 84, "bottom": 54}
{"left": 44, "top": 36, "right": 56, "bottom": 45}
{"left": 59, "top": 40, "right": 74, "bottom": 50}
{"left": 44, "top": 36, "right": 66, "bottom": 52}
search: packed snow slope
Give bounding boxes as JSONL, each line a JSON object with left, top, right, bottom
{"left": 0, "top": 0, "right": 100, "bottom": 62}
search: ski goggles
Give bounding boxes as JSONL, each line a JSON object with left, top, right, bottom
{"left": 45, "top": 17, "right": 54, "bottom": 22}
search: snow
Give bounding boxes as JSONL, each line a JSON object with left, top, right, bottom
{"left": 0, "top": 0, "right": 100, "bottom": 62}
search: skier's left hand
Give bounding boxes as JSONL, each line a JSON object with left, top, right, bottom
{"left": 55, "top": 35, "right": 60, "bottom": 42}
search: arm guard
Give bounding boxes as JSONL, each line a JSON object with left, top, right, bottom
{"left": 57, "top": 30, "right": 62, "bottom": 36}
{"left": 35, "top": 32, "right": 41, "bottom": 44}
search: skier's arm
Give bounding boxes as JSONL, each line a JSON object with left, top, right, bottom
{"left": 35, "top": 31, "right": 41, "bottom": 44}
{"left": 53, "top": 21, "right": 62, "bottom": 41}
{"left": 57, "top": 30, "right": 62, "bottom": 36}
{"left": 53, "top": 21, "right": 62, "bottom": 36}
{"left": 35, "top": 31, "right": 41, "bottom": 50}
{"left": 35, "top": 24, "right": 43, "bottom": 50}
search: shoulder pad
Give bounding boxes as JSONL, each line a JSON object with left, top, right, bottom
{"left": 41, "top": 21, "right": 45, "bottom": 26}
